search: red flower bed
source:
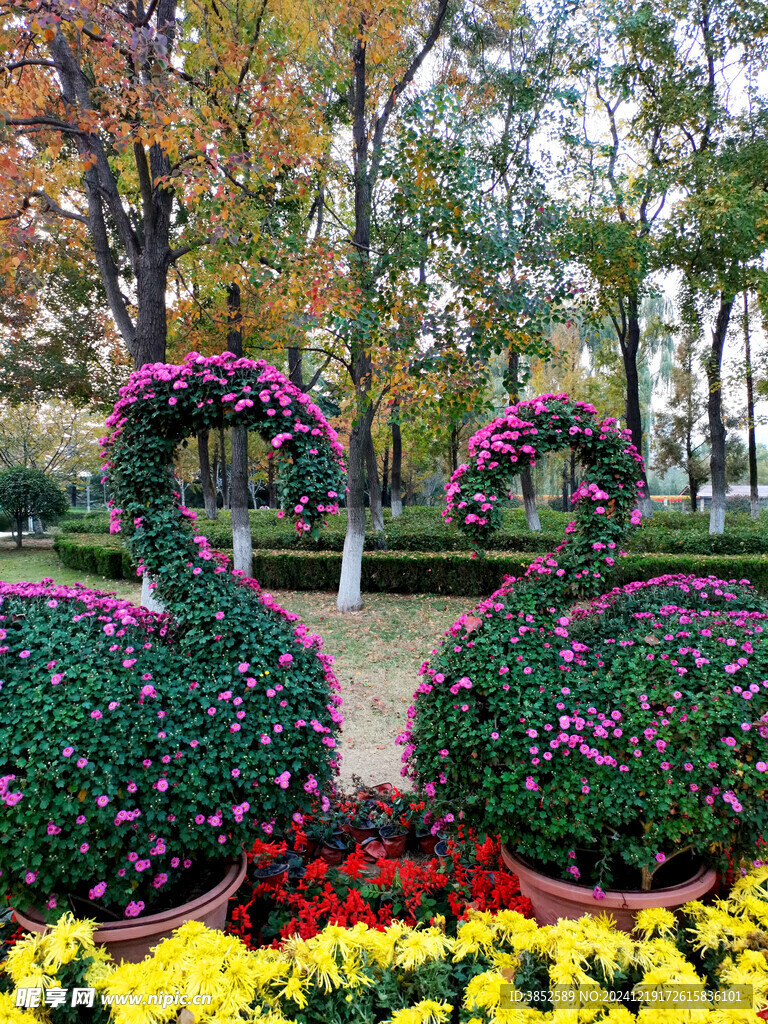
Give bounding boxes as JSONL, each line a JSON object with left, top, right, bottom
{"left": 227, "top": 830, "right": 532, "bottom": 947}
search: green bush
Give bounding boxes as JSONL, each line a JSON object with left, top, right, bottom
{"left": 58, "top": 505, "right": 768, "bottom": 557}
{"left": 54, "top": 535, "right": 768, "bottom": 596}
{"left": 59, "top": 511, "right": 111, "bottom": 533}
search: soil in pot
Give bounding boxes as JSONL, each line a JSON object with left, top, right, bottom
{"left": 347, "top": 820, "right": 379, "bottom": 844}
{"left": 434, "top": 839, "right": 451, "bottom": 870}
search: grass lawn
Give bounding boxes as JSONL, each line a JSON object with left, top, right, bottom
{"left": 0, "top": 541, "right": 469, "bottom": 788}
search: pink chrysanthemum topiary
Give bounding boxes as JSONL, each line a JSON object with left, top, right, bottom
{"left": 403, "top": 572, "right": 768, "bottom": 890}
{"left": 0, "top": 354, "right": 345, "bottom": 921}
{"left": 443, "top": 394, "right": 643, "bottom": 599}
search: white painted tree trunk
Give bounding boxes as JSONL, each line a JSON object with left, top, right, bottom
{"left": 390, "top": 497, "right": 403, "bottom": 517}
{"left": 230, "top": 426, "right": 253, "bottom": 577}
{"left": 140, "top": 574, "right": 165, "bottom": 613}
{"left": 337, "top": 524, "right": 365, "bottom": 613}
{"left": 521, "top": 469, "right": 541, "bottom": 531}
{"left": 709, "top": 498, "right": 726, "bottom": 536}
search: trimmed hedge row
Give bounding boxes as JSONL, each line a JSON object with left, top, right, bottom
{"left": 59, "top": 506, "right": 768, "bottom": 555}
{"left": 53, "top": 535, "right": 768, "bottom": 597}
{"left": 54, "top": 537, "right": 134, "bottom": 581}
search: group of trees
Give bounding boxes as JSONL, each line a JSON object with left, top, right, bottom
{"left": 0, "top": 0, "right": 767, "bottom": 608}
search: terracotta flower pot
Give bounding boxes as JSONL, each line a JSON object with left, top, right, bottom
{"left": 501, "top": 845, "right": 717, "bottom": 931}
{"left": 14, "top": 854, "right": 247, "bottom": 964}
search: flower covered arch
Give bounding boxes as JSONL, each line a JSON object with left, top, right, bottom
{"left": 0, "top": 353, "right": 346, "bottom": 921}
{"left": 443, "top": 394, "right": 644, "bottom": 597}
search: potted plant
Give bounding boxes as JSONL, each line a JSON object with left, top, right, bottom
{"left": 0, "top": 354, "right": 347, "bottom": 960}
{"left": 345, "top": 804, "right": 380, "bottom": 844}
{"left": 414, "top": 814, "right": 446, "bottom": 856}
{"left": 405, "top": 573, "right": 768, "bottom": 926}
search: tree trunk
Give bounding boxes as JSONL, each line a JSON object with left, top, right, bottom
{"left": 562, "top": 459, "right": 569, "bottom": 512}
{"left": 689, "top": 475, "right": 698, "bottom": 513}
{"left": 288, "top": 347, "right": 304, "bottom": 389}
{"left": 218, "top": 427, "right": 229, "bottom": 509}
{"left": 391, "top": 411, "right": 403, "bottom": 518}
{"left": 508, "top": 349, "right": 540, "bottom": 530}
{"left": 338, "top": 400, "right": 373, "bottom": 613}
{"left": 621, "top": 307, "right": 653, "bottom": 518}
{"left": 15, "top": 515, "right": 23, "bottom": 548}
{"left": 230, "top": 427, "right": 252, "bottom": 576}
{"left": 744, "top": 292, "right": 759, "bottom": 520}
{"left": 365, "top": 429, "right": 386, "bottom": 546}
{"left": 227, "top": 282, "right": 253, "bottom": 576}
{"left": 198, "top": 429, "right": 218, "bottom": 519}
{"left": 382, "top": 444, "right": 389, "bottom": 508}
{"left": 133, "top": 257, "right": 168, "bottom": 368}
{"left": 706, "top": 294, "right": 733, "bottom": 535}
{"left": 267, "top": 455, "right": 277, "bottom": 508}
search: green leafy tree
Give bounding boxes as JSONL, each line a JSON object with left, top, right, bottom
{"left": 0, "top": 466, "right": 67, "bottom": 548}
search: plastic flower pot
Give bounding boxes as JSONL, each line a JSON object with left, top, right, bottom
{"left": 501, "top": 845, "right": 717, "bottom": 931}
{"left": 320, "top": 835, "right": 351, "bottom": 866}
{"left": 372, "top": 783, "right": 393, "bottom": 795}
{"left": 252, "top": 860, "right": 288, "bottom": 891}
{"left": 360, "top": 838, "right": 387, "bottom": 862}
{"left": 379, "top": 826, "right": 408, "bottom": 859}
{"left": 346, "top": 821, "right": 379, "bottom": 844}
{"left": 434, "top": 839, "right": 451, "bottom": 871}
{"left": 14, "top": 854, "right": 247, "bottom": 964}
{"left": 416, "top": 832, "right": 445, "bottom": 856}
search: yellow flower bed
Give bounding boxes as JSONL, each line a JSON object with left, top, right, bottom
{"left": 2, "top": 868, "right": 768, "bottom": 1023}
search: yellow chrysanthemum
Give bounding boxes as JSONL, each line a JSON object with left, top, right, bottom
{"left": 393, "top": 928, "right": 452, "bottom": 971}
{"left": 385, "top": 999, "right": 453, "bottom": 1024}
{"left": 634, "top": 907, "right": 676, "bottom": 940}
{"left": 0, "top": 991, "right": 40, "bottom": 1023}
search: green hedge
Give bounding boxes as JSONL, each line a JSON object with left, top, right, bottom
{"left": 54, "top": 537, "right": 134, "bottom": 581}
{"left": 58, "top": 506, "right": 768, "bottom": 556}
{"left": 53, "top": 535, "right": 768, "bottom": 597}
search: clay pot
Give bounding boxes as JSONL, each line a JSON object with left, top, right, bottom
{"left": 379, "top": 826, "right": 408, "bottom": 859}
{"left": 501, "top": 845, "right": 717, "bottom": 931}
{"left": 252, "top": 860, "right": 288, "bottom": 891}
{"left": 14, "top": 854, "right": 247, "bottom": 964}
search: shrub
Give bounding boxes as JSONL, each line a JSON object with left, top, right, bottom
{"left": 443, "top": 395, "right": 643, "bottom": 599}
{"left": 0, "top": 466, "right": 68, "bottom": 546}
{"left": 0, "top": 354, "right": 346, "bottom": 921}
{"left": 407, "top": 398, "right": 768, "bottom": 898}
{"left": 403, "top": 574, "right": 768, "bottom": 892}
{"left": 52, "top": 535, "right": 768, "bottom": 597}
